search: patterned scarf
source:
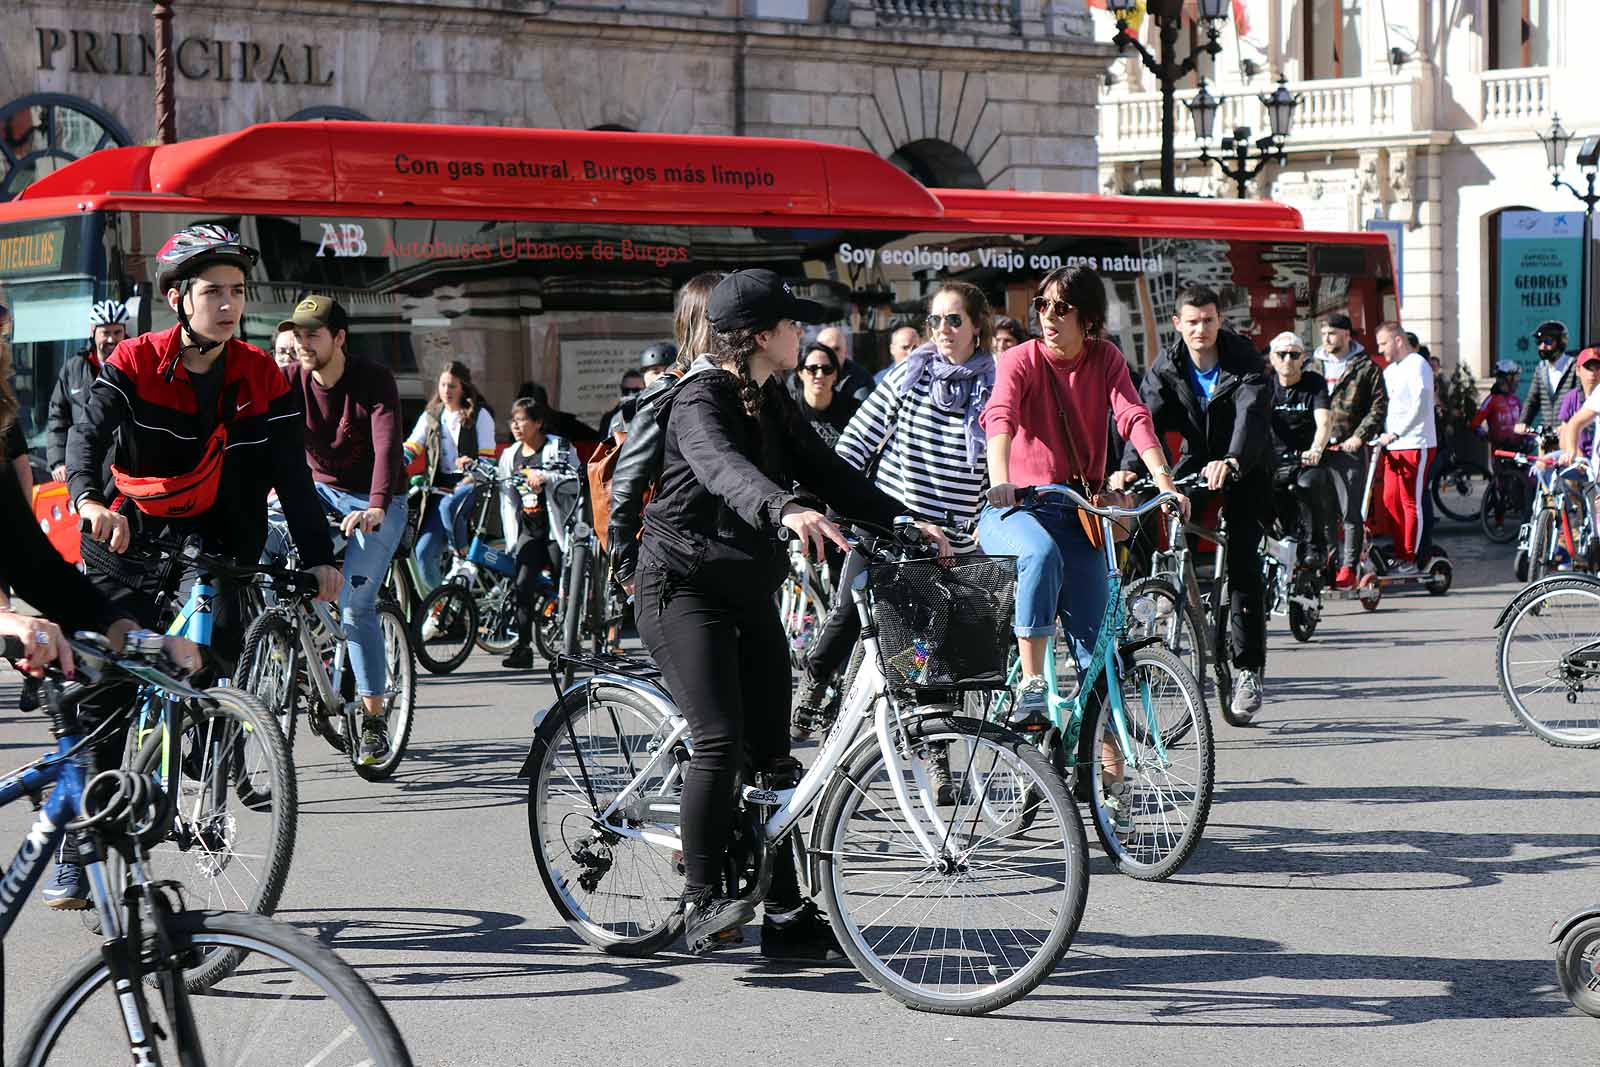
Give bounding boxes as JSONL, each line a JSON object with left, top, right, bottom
{"left": 899, "top": 341, "right": 996, "bottom": 464}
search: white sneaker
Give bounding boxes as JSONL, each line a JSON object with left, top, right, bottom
{"left": 1231, "top": 670, "right": 1263, "bottom": 722}
{"left": 420, "top": 612, "right": 442, "bottom": 643}
{"left": 1389, "top": 559, "right": 1420, "bottom": 577}
{"left": 1009, "top": 675, "right": 1049, "bottom": 726}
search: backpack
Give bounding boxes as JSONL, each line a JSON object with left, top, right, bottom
{"left": 587, "top": 372, "right": 686, "bottom": 554}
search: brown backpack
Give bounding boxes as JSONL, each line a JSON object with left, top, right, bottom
{"left": 587, "top": 431, "right": 629, "bottom": 554}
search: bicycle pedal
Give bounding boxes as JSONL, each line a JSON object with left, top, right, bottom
{"left": 687, "top": 926, "right": 745, "bottom": 955}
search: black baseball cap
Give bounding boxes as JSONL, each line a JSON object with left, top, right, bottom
{"left": 1324, "top": 312, "right": 1353, "bottom": 332}
{"left": 707, "top": 269, "right": 827, "bottom": 332}
{"left": 276, "top": 293, "right": 348, "bottom": 335}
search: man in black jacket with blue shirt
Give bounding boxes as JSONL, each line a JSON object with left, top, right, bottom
{"left": 1121, "top": 285, "right": 1273, "bottom": 723}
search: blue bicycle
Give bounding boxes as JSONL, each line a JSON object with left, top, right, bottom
{"left": 0, "top": 631, "right": 411, "bottom": 1064}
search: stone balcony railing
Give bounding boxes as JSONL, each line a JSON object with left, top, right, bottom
{"left": 1100, "top": 73, "right": 1426, "bottom": 157}
{"left": 870, "top": 0, "right": 1018, "bottom": 27}
{"left": 1478, "top": 67, "right": 1551, "bottom": 128}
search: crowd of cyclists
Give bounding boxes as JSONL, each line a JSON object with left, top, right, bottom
{"left": 0, "top": 219, "right": 1566, "bottom": 963}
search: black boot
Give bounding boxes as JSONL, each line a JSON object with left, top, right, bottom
{"left": 761, "top": 901, "right": 847, "bottom": 964}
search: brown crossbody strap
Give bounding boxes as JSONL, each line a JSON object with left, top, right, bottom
{"left": 1040, "top": 355, "right": 1100, "bottom": 494}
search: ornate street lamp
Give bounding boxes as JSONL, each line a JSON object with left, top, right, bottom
{"left": 1190, "top": 75, "right": 1300, "bottom": 198}
{"left": 1106, "top": 0, "right": 1231, "bottom": 195}
{"left": 1538, "top": 113, "right": 1600, "bottom": 342}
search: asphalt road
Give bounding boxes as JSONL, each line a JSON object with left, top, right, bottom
{"left": 3, "top": 524, "right": 1598, "bottom": 1065}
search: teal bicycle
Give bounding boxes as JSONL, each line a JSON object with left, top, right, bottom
{"left": 974, "top": 485, "right": 1213, "bottom": 881}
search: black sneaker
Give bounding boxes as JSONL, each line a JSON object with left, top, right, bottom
{"left": 501, "top": 646, "right": 535, "bottom": 670}
{"left": 761, "top": 901, "right": 847, "bottom": 964}
{"left": 791, "top": 675, "right": 832, "bottom": 740}
{"left": 356, "top": 716, "right": 390, "bottom": 767}
{"left": 682, "top": 887, "right": 756, "bottom": 955}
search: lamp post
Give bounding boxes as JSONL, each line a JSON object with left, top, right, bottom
{"left": 153, "top": 1, "right": 176, "bottom": 144}
{"left": 1104, "top": 0, "right": 1231, "bottom": 195}
{"left": 1538, "top": 113, "right": 1600, "bottom": 341}
{"left": 1186, "top": 75, "right": 1299, "bottom": 198}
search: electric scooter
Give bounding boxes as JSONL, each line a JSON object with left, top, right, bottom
{"left": 1343, "top": 442, "right": 1453, "bottom": 611}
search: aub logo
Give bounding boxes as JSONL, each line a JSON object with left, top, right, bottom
{"left": 316, "top": 223, "right": 368, "bottom": 257}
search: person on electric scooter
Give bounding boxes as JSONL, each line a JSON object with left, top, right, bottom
{"left": 1311, "top": 312, "right": 1388, "bottom": 591}
{"left": 1372, "top": 322, "right": 1436, "bottom": 576}
{"left": 1121, "top": 285, "right": 1272, "bottom": 724}
{"left": 1265, "top": 331, "right": 1332, "bottom": 563}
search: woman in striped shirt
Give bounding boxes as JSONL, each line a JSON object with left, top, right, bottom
{"left": 793, "top": 282, "right": 996, "bottom": 741}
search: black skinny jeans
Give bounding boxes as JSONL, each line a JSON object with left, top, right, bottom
{"left": 1192, "top": 487, "right": 1266, "bottom": 674}
{"left": 1323, "top": 448, "right": 1369, "bottom": 566}
{"left": 1273, "top": 463, "right": 1332, "bottom": 550}
{"left": 511, "top": 536, "right": 562, "bottom": 646}
{"left": 635, "top": 564, "right": 800, "bottom": 904}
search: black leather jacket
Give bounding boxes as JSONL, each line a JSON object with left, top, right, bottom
{"left": 639, "top": 363, "right": 900, "bottom": 600}
{"left": 607, "top": 371, "right": 681, "bottom": 584}
{"left": 1122, "top": 329, "right": 1273, "bottom": 484}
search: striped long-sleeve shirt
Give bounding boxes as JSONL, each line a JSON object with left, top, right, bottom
{"left": 835, "top": 360, "right": 988, "bottom": 548}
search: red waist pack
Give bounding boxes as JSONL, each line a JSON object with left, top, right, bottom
{"left": 111, "top": 423, "right": 227, "bottom": 519}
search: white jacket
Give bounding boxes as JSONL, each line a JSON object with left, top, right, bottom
{"left": 497, "top": 434, "right": 582, "bottom": 552}
{"left": 1382, "top": 353, "right": 1436, "bottom": 451}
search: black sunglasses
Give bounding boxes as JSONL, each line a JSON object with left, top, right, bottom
{"left": 800, "top": 363, "right": 837, "bottom": 376}
{"left": 1032, "top": 297, "right": 1075, "bottom": 319}
{"left": 926, "top": 313, "right": 964, "bottom": 331}
{"left": 1274, "top": 349, "right": 1306, "bottom": 359}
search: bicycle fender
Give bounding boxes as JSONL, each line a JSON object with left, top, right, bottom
{"left": 1494, "top": 572, "right": 1600, "bottom": 629}
{"left": 1117, "top": 635, "right": 1167, "bottom": 661}
{"left": 514, "top": 673, "right": 682, "bottom": 778}
{"left": 1550, "top": 907, "right": 1600, "bottom": 944}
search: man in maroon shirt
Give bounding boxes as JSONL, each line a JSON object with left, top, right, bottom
{"left": 280, "top": 294, "right": 408, "bottom": 766}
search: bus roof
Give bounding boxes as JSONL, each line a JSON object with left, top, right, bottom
{"left": 12, "top": 120, "right": 1328, "bottom": 241}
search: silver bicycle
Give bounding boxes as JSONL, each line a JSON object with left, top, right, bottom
{"left": 522, "top": 521, "right": 1089, "bottom": 1016}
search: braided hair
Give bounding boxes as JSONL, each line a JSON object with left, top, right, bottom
{"left": 708, "top": 325, "right": 765, "bottom": 417}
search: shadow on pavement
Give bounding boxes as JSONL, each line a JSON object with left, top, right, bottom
{"left": 296, "top": 737, "right": 529, "bottom": 814}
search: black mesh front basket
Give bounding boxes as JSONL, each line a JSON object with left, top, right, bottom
{"left": 867, "top": 556, "right": 1017, "bottom": 690}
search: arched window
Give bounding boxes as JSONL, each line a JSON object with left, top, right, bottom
{"left": 888, "top": 139, "right": 985, "bottom": 190}
{"left": 1, "top": 94, "right": 133, "bottom": 200}
{"left": 285, "top": 106, "right": 372, "bottom": 122}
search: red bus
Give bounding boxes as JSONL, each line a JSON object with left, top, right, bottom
{"left": 0, "top": 121, "right": 1395, "bottom": 448}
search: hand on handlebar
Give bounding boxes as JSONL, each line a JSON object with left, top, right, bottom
{"left": 780, "top": 504, "right": 849, "bottom": 561}
{"left": 1105, "top": 470, "right": 1139, "bottom": 492}
{"left": 79, "top": 501, "right": 131, "bottom": 554}
{"left": 986, "top": 483, "right": 1020, "bottom": 509}
{"left": 0, "top": 612, "right": 73, "bottom": 678}
{"left": 910, "top": 521, "right": 953, "bottom": 561}
{"left": 340, "top": 507, "right": 385, "bottom": 538}
{"left": 1201, "top": 459, "right": 1236, "bottom": 492}
{"left": 310, "top": 564, "right": 343, "bottom": 603}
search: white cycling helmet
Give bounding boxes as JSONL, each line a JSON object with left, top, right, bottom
{"left": 1494, "top": 359, "right": 1520, "bottom": 376}
{"left": 89, "top": 300, "right": 131, "bottom": 327}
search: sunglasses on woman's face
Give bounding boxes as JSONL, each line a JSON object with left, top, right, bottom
{"left": 1031, "top": 297, "right": 1075, "bottom": 319}
{"left": 801, "top": 363, "right": 837, "bottom": 377}
{"left": 926, "top": 313, "right": 964, "bottom": 331}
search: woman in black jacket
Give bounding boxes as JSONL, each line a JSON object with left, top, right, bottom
{"left": 636, "top": 269, "right": 947, "bottom": 958}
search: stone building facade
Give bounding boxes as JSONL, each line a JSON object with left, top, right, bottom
{"left": 7, "top": 0, "right": 1112, "bottom": 196}
{"left": 1095, "top": 0, "right": 1600, "bottom": 380}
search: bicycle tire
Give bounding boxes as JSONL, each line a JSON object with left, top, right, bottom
{"left": 527, "top": 681, "right": 685, "bottom": 955}
{"left": 560, "top": 541, "right": 591, "bottom": 690}
{"left": 1480, "top": 478, "right": 1522, "bottom": 543}
{"left": 474, "top": 576, "right": 521, "bottom": 656}
{"left": 815, "top": 714, "right": 1087, "bottom": 1015}
{"left": 355, "top": 603, "right": 419, "bottom": 782}
{"left": 124, "top": 687, "right": 297, "bottom": 991}
{"left": 414, "top": 582, "right": 477, "bottom": 675}
{"left": 1209, "top": 576, "right": 1237, "bottom": 723}
{"left": 1495, "top": 576, "right": 1600, "bottom": 748}
{"left": 1557, "top": 916, "right": 1600, "bottom": 1018}
{"left": 588, "top": 544, "right": 609, "bottom": 656}
{"left": 1087, "top": 645, "right": 1213, "bottom": 881}
{"left": 17, "top": 910, "right": 412, "bottom": 1066}
{"left": 1432, "top": 458, "right": 1490, "bottom": 523}
{"left": 1287, "top": 572, "right": 1320, "bottom": 642}
{"left": 1529, "top": 507, "right": 1557, "bottom": 584}
{"left": 236, "top": 609, "right": 300, "bottom": 751}
{"left": 1124, "top": 575, "right": 1207, "bottom": 687}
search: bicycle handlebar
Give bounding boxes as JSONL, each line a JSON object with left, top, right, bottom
{"left": 1010, "top": 484, "right": 1184, "bottom": 521}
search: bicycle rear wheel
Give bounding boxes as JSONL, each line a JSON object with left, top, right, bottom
{"left": 1088, "top": 645, "right": 1213, "bottom": 880}
{"left": 1496, "top": 576, "right": 1600, "bottom": 747}
{"left": 124, "top": 687, "right": 297, "bottom": 990}
{"left": 527, "top": 681, "right": 685, "bottom": 956}
{"left": 1528, "top": 507, "right": 1557, "bottom": 584}
{"left": 17, "top": 910, "right": 411, "bottom": 1066}
{"left": 414, "top": 581, "right": 477, "bottom": 675}
{"left": 815, "top": 715, "right": 1087, "bottom": 1016}
{"left": 1432, "top": 457, "right": 1490, "bottom": 523}
{"left": 474, "top": 575, "right": 521, "bottom": 655}
{"left": 1480, "top": 478, "right": 1523, "bottom": 543}
{"left": 1208, "top": 577, "right": 1237, "bottom": 722}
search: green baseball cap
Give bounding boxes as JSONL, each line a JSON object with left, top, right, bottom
{"left": 275, "top": 294, "right": 348, "bottom": 335}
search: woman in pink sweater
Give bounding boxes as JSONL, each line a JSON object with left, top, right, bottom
{"left": 978, "top": 266, "right": 1185, "bottom": 722}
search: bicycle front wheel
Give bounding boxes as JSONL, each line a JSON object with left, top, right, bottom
{"left": 414, "top": 581, "right": 477, "bottom": 675}
{"left": 236, "top": 608, "right": 301, "bottom": 750}
{"left": 1480, "top": 478, "right": 1522, "bottom": 543}
{"left": 1124, "top": 575, "right": 1207, "bottom": 686}
{"left": 816, "top": 715, "right": 1087, "bottom": 1016}
{"left": 1088, "top": 645, "right": 1213, "bottom": 880}
{"left": 125, "top": 687, "right": 296, "bottom": 990}
{"left": 355, "top": 603, "right": 419, "bottom": 782}
{"left": 527, "top": 681, "right": 685, "bottom": 956}
{"left": 474, "top": 575, "right": 521, "bottom": 655}
{"left": 1528, "top": 507, "right": 1557, "bottom": 584}
{"left": 1432, "top": 458, "right": 1489, "bottom": 523}
{"left": 1496, "top": 576, "right": 1600, "bottom": 747}
{"left": 17, "top": 910, "right": 411, "bottom": 1066}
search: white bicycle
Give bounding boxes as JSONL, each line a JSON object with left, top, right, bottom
{"left": 521, "top": 520, "right": 1088, "bottom": 1016}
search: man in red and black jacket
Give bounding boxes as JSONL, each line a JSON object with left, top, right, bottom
{"left": 66, "top": 224, "right": 339, "bottom": 654}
